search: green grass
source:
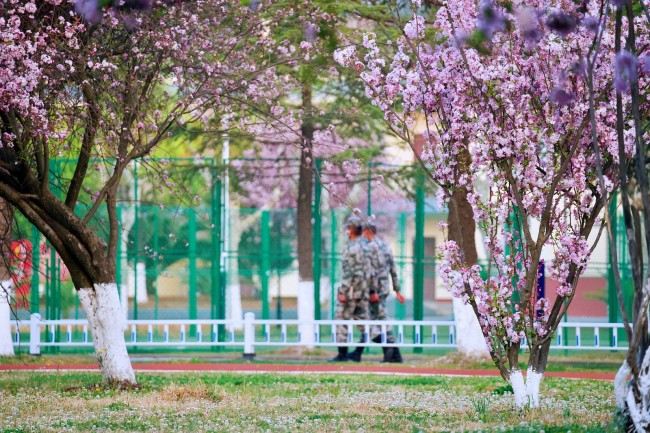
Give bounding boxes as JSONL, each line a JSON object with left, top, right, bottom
{"left": 0, "top": 371, "right": 619, "bottom": 432}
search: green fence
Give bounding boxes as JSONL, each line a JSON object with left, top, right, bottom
{"left": 11, "top": 157, "right": 634, "bottom": 334}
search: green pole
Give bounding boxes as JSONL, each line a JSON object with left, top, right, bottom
{"left": 132, "top": 162, "right": 139, "bottom": 321}
{"left": 618, "top": 207, "right": 633, "bottom": 325}
{"left": 329, "top": 210, "right": 338, "bottom": 319}
{"left": 617, "top": 197, "right": 633, "bottom": 347}
{"left": 55, "top": 257, "right": 61, "bottom": 352}
{"left": 414, "top": 169, "right": 425, "bottom": 353}
{"left": 367, "top": 162, "right": 372, "bottom": 216}
{"left": 50, "top": 246, "right": 57, "bottom": 320}
{"left": 509, "top": 210, "right": 522, "bottom": 307}
{"left": 211, "top": 166, "right": 225, "bottom": 345}
{"left": 211, "top": 172, "right": 222, "bottom": 319}
{"left": 44, "top": 260, "right": 50, "bottom": 353}
{"left": 153, "top": 207, "right": 159, "bottom": 321}
{"left": 30, "top": 229, "right": 40, "bottom": 314}
{"left": 607, "top": 192, "right": 618, "bottom": 346}
{"left": 260, "top": 210, "right": 270, "bottom": 320}
{"left": 397, "top": 212, "right": 407, "bottom": 321}
{"left": 188, "top": 210, "right": 198, "bottom": 337}
{"left": 45, "top": 261, "right": 50, "bottom": 321}
{"left": 313, "top": 159, "right": 322, "bottom": 320}
{"left": 116, "top": 206, "right": 123, "bottom": 313}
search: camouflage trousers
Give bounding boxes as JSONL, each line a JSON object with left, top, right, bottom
{"left": 369, "top": 295, "right": 395, "bottom": 342}
{"left": 334, "top": 298, "right": 369, "bottom": 344}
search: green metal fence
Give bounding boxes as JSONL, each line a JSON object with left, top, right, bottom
{"left": 12, "top": 156, "right": 634, "bottom": 338}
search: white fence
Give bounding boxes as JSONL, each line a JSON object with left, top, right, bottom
{"left": 11, "top": 313, "right": 628, "bottom": 356}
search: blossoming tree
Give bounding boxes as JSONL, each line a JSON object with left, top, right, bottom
{"left": 0, "top": 0, "right": 298, "bottom": 385}
{"left": 336, "top": 0, "right": 635, "bottom": 407}
{"left": 592, "top": 1, "right": 650, "bottom": 430}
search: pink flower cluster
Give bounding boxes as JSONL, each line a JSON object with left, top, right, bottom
{"left": 439, "top": 240, "right": 527, "bottom": 352}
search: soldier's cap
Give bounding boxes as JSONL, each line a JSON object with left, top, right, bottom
{"left": 362, "top": 220, "right": 377, "bottom": 231}
{"left": 344, "top": 215, "right": 363, "bottom": 228}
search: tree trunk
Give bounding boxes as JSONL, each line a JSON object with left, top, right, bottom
{"left": 447, "top": 150, "right": 488, "bottom": 358}
{"left": 78, "top": 282, "right": 135, "bottom": 385}
{"left": 0, "top": 187, "right": 137, "bottom": 385}
{"left": 525, "top": 339, "right": 551, "bottom": 408}
{"left": 0, "top": 280, "right": 13, "bottom": 356}
{"left": 615, "top": 360, "right": 631, "bottom": 409}
{"left": 626, "top": 348, "right": 650, "bottom": 432}
{"left": 508, "top": 369, "right": 527, "bottom": 408}
{"left": 0, "top": 198, "right": 13, "bottom": 356}
{"left": 297, "top": 84, "right": 315, "bottom": 346}
{"left": 298, "top": 85, "right": 314, "bottom": 282}
{"left": 226, "top": 206, "right": 243, "bottom": 328}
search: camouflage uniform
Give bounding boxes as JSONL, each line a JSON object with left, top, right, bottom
{"left": 369, "top": 237, "right": 399, "bottom": 341}
{"left": 334, "top": 236, "right": 370, "bottom": 343}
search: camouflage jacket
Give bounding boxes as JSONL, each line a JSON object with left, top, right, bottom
{"left": 362, "top": 238, "right": 381, "bottom": 295}
{"left": 339, "top": 237, "right": 370, "bottom": 300}
{"left": 376, "top": 237, "right": 399, "bottom": 295}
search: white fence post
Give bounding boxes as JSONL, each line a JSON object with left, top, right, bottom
{"left": 29, "top": 313, "right": 41, "bottom": 355}
{"left": 243, "top": 312, "right": 255, "bottom": 359}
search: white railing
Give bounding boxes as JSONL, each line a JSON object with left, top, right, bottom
{"left": 10, "top": 313, "right": 629, "bottom": 356}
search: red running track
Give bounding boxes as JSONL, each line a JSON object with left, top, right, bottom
{"left": 0, "top": 363, "right": 615, "bottom": 380}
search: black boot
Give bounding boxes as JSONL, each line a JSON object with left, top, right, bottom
{"left": 348, "top": 346, "right": 364, "bottom": 362}
{"left": 329, "top": 347, "right": 349, "bottom": 362}
{"left": 381, "top": 347, "right": 395, "bottom": 363}
{"left": 387, "top": 347, "right": 403, "bottom": 363}
{"left": 380, "top": 336, "right": 403, "bottom": 363}
{"left": 348, "top": 335, "right": 368, "bottom": 362}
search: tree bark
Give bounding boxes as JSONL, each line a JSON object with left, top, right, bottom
{"left": 297, "top": 84, "right": 315, "bottom": 346}
{"left": 447, "top": 148, "right": 487, "bottom": 358}
{"left": 0, "top": 198, "right": 14, "bottom": 356}
{"left": 298, "top": 84, "right": 314, "bottom": 282}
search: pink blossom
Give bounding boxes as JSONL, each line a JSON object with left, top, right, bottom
{"left": 403, "top": 15, "right": 425, "bottom": 40}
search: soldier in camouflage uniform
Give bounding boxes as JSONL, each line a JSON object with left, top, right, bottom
{"left": 361, "top": 220, "right": 405, "bottom": 363}
{"left": 329, "top": 215, "right": 371, "bottom": 362}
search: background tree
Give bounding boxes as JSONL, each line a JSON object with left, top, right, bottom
{"left": 333, "top": 0, "right": 490, "bottom": 357}
{"left": 593, "top": 1, "right": 650, "bottom": 431}
{"left": 208, "top": 0, "right": 409, "bottom": 340}
{"left": 0, "top": 0, "right": 297, "bottom": 385}
{"left": 337, "top": 0, "right": 633, "bottom": 407}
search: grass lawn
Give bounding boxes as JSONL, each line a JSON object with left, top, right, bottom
{"left": 0, "top": 370, "right": 620, "bottom": 433}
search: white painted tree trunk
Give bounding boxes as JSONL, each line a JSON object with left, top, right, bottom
{"left": 615, "top": 360, "right": 631, "bottom": 410}
{"left": 509, "top": 369, "right": 527, "bottom": 408}
{"left": 226, "top": 206, "right": 243, "bottom": 328}
{"left": 525, "top": 367, "right": 543, "bottom": 408}
{"left": 226, "top": 282, "right": 243, "bottom": 325}
{"left": 508, "top": 368, "right": 543, "bottom": 409}
{"left": 78, "top": 283, "right": 136, "bottom": 384}
{"left": 0, "top": 280, "right": 14, "bottom": 356}
{"left": 119, "top": 189, "right": 135, "bottom": 322}
{"left": 452, "top": 297, "right": 489, "bottom": 357}
{"left": 127, "top": 262, "right": 148, "bottom": 304}
{"left": 298, "top": 280, "right": 315, "bottom": 347}
{"left": 625, "top": 350, "right": 650, "bottom": 432}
